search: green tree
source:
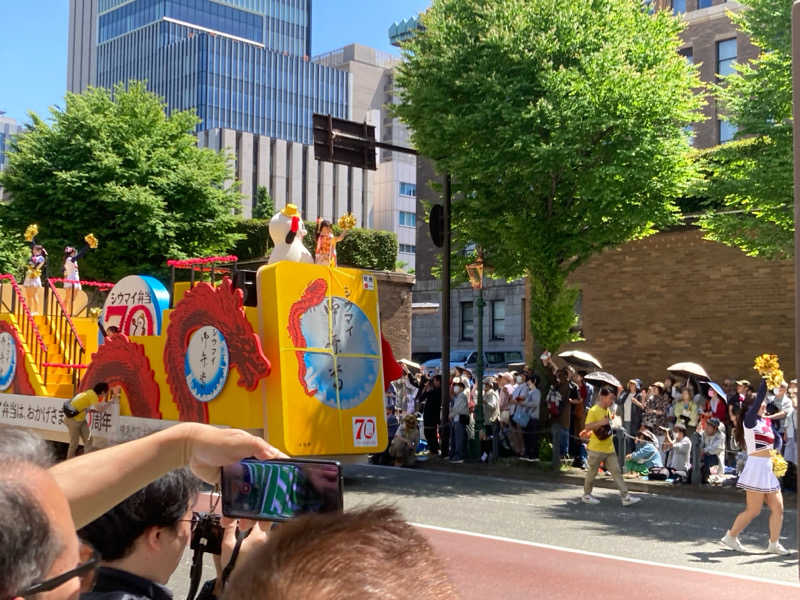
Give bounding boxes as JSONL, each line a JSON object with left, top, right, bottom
{"left": 0, "top": 82, "right": 242, "bottom": 282}
{"left": 394, "top": 0, "right": 701, "bottom": 350}
{"left": 696, "top": 0, "right": 793, "bottom": 259}
{"left": 0, "top": 224, "right": 27, "bottom": 280}
{"left": 252, "top": 186, "right": 274, "bottom": 220}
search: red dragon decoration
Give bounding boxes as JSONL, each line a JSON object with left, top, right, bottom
{"left": 287, "top": 278, "right": 328, "bottom": 397}
{"left": 79, "top": 334, "right": 161, "bottom": 418}
{"left": 0, "top": 320, "right": 36, "bottom": 395}
{"left": 164, "top": 277, "right": 271, "bottom": 423}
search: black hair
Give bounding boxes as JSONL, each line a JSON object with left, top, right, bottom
{"left": 79, "top": 468, "right": 201, "bottom": 561}
{"left": 93, "top": 382, "right": 110, "bottom": 395}
{"left": 432, "top": 374, "right": 442, "bottom": 385}
{"left": 530, "top": 373, "right": 541, "bottom": 387}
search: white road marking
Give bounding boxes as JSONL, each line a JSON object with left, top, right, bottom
{"left": 412, "top": 522, "right": 800, "bottom": 589}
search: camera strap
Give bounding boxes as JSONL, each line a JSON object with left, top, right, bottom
{"left": 186, "top": 544, "right": 204, "bottom": 600}
{"left": 221, "top": 527, "right": 252, "bottom": 588}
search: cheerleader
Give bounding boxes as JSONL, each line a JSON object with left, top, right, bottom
{"left": 22, "top": 225, "right": 47, "bottom": 315}
{"left": 314, "top": 219, "right": 346, "bottom": 267}
{"left": 721, "top": 379, "right": 792, "bottom": 554}
{"left": 63, "top": 234, "right": 98, "bottom": 316}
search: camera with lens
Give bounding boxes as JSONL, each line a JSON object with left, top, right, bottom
{"left": 190, "top": 512, "right": 223, "bottom": 556}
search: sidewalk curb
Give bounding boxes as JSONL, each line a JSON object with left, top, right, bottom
{"left": 413, "top": 457, "right": 797, "bottom": 507}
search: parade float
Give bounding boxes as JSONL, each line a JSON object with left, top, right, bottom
{"left": 0, "top": 205, "right": 393, "bottom": 459}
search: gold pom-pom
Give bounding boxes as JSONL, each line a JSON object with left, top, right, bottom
{"left": 754, "top": 353, "right": 783, "bottom": 388}
{"left": 88, "top": 307, "right": 102, "bottom": 319}
{"left": 337, "top": 213, "right": 357, "bottom": 231}
{"left": 771, "top": 450, "right": 788, "bottom": 478}
{"left": 85, "top": 233, "right": 99, "bottom": 249}
{"left": 24, "top": 224, "right": 38, "bottom": 242}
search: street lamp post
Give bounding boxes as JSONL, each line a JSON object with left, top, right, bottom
{"left": 466, "top": 254, "right": 485, "bottom": 455}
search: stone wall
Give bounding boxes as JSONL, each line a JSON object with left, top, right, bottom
{"left": 547, "top": 228, "right": 795, "bottom": 385}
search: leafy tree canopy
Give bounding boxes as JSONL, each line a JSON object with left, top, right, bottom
{"left": 0, "top": 82, "right": 242, "bottom": 282}
{"left": 696, "top": 0, "right": 793, "bottom": 258}
{"left": 394, "top": 0, "right": 701, "bottom": 349}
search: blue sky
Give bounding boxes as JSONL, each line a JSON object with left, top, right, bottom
{"left": 0, "top": 0, "right": 430, "bottom": 125}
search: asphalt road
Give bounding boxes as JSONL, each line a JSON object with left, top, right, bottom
{"left": 167, "top": 464, "right": 799, "bottom": 597}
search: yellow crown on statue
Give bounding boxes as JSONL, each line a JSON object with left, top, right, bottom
{"left": 282, "top": 204, "right": 300, "bottom": 217}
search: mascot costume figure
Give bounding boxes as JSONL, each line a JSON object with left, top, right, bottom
{"left": 268, "top": 204, "right": 314, "bottom": 265}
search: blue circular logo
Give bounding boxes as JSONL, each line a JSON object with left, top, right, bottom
{"left": 184, "top": 326, "right": 230, "bottom": 402}
{"left": 298, "top": 296, "right": 380, "bottom": 410}
{"left": 0, "top": 332, "right": 17, "bottom": 392}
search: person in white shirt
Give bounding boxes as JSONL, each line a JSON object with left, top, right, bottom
{"left": 481, "top": 378, "right": 501, "bottom": 462}
{"left": 449, "top": 376, "right": 470, "bottom": 463}
{"left": 664, "top": 423, "right": 692, "bottom": 474}
{"left": 701, "top": 418, "right": 726, "bottom": 482}
{"left": 508, "top": 372, "right": 528, "bottom": 456}
{"left": 782, "top": 380, "right": 797, "bottom": 466}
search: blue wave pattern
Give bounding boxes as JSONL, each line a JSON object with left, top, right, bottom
{"left": 299, "top": 296, "right": 379, "bottom": 410}
{"left": 184, "top": 326, "right": 230, "bottom": 403}
{"left": 0, "top": 333, "right": 16, "bottom": 391}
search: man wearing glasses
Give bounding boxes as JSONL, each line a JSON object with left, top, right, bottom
{"left": 78, "top": 469, "right": 201, "bottom": 599}
{"left": 0, "top": 424, "right": 283, "bottom": 600}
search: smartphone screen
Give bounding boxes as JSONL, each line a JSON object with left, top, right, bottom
{"left": 220, "top": 458, "right": 343, "bottom": 522}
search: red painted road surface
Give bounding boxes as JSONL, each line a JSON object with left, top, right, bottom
{"left": 418, "top": 525, "right": 800, "bottom": 600}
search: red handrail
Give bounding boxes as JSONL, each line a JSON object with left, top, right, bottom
{"left": 0, "top": 274, "right": 47, "bottom": 354}
{"left": 47, "top": 277, "right": 115, "bottom": 290}
{"left": 46, "top": 278, "right": 86, "bottom": 353}
{"left": 167, "top": 255, "right": 238, "bottom": 268}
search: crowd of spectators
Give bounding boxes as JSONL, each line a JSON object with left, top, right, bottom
{"left": 384, "top": 359, "right": 798, "bottom": 490}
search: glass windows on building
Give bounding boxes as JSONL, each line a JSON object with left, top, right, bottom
{"left": 399, "top": 211, "right": 416, "bottom": 227}
{"left": 99, "top": 0, "right": 310, "bottom": 55}
{"left": 719, "top": 119, "right": 737, "bottom": 144}
{"left": 399, "top": 243, "right": 416, "bottom": 254}
{"left": 97, "top": 18, "right": 347, "bottom": 145}
{"left": 717, "top": 38, "right": 737, "bottom": 77}
{"left": 491, "top": 300, "right": 505, "bottom": 341}
{"left": 461, "top": 301, "right": 474, "bottom": 341}
{"left": 399, "top": 182, "right": 416, "bottom": 197}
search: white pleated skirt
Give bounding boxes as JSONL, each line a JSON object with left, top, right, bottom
{"left": 737, "top": 455, "right": 780, "bottom": 493}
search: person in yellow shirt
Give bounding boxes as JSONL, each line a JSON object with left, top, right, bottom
{"left": 581, "top": 387, "right": 641, "bottom": 507}
{"left": 64, "top": 382, "right": 109, "bottom": 458}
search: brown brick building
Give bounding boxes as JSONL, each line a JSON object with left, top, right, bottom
{"left": 547, "top": 228, "right": 795, "bottom": 384}
{"left": 678, "top": 0, "right": 759, "bottom": 148}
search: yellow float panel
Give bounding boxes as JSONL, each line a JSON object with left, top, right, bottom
{"left": 258, "top": 262, "right": 387, "bottom": 456}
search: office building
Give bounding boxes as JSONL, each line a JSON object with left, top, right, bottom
{"left": 67, "top": 0, "right": 367, "bottom": 219}
{"left": 0, "top": 114, "right": 23, "bottom": 201}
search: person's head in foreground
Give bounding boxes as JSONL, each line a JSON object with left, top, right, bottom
{"left": 0, "top": 427, "right": 85, "bottom": 600}
{"left": 222, "top": 506, "right": 456, "bottom": 600}
{"left": 78, "top": 468, "right": 201, "bottom": 589}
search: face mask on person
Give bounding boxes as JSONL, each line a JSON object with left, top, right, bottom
{"left": 453, "top": 385, "right": 462, "bottom": 394}
{"left": 516, "top": 376, "right": 523, "bottom": 384}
